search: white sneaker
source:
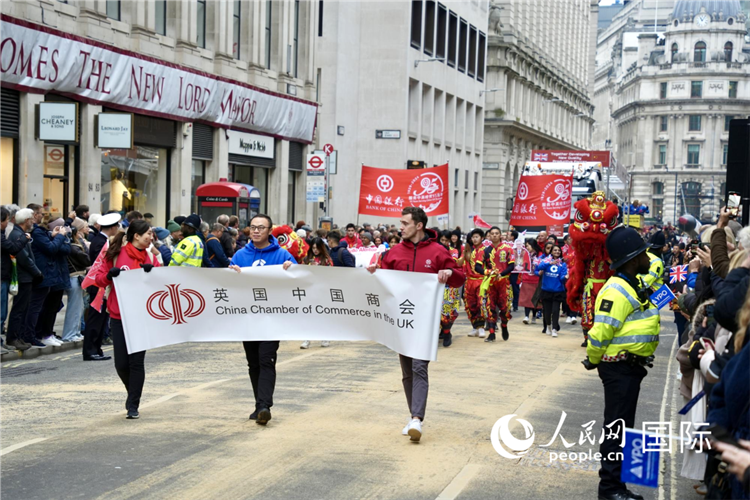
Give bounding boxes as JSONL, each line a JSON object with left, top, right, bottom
{"left": 571, "top": 317, "right": 577, "bottom": 325}
{"left": 42, "top": 336, "right": 62, "bottom": 346}
{"left": 402, "top": 420, "right": 410, "bottom": 436}
{"left": 407, "top": 418, "right": 422, "bottom": 442}
{"left": 478, "top": 328, "right": 486, "bottom": 338}
{"left": 544, "top": 327, "right": 551, "bottom": 335}
{"left": 75, "top": 334, "right": 85, "bottom": 341}
{"left": 523, "top": 316, "right": 529, "bottom": 324}
{"left": 552, "top": 329, "right": 558, "bottom": 338}
{"left": 300, "top": 341, "right": 310, "bottom": 349}
{"left": 566, "top": 316, "right": 573, "bottom": 324}
{"left": 468, "top": 329, "right": 478, "bottom": 337}
{"left": 321, "top": 341, "right": 330, "bottom": 347}
{"left": 531, "top": 316, "right": 537, "bottom": 324}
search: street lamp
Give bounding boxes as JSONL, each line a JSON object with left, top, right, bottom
{"left": 480, "top": 88, "right": 504, "bottom": 97}
{"left": 414, "top": 57, "right": 444, "bottom": 68}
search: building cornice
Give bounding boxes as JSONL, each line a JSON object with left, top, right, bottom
{"left": 612, "top": 98, "right": 750, "bottom": 118}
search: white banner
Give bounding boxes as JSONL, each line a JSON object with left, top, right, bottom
{"left": 113, "top": 266, "right": 444, "bottom": 361}
{"left": 1, "top": 16, "right": 317, "bottom": 143}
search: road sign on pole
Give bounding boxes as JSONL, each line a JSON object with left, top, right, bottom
{"left": 323, "top": 143, "right": 334, "bottom": 156}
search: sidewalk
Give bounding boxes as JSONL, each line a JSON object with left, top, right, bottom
{"left": 1, "top": 295, "right": 86, "bottom": 362}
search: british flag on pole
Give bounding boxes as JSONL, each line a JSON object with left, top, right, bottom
{"left": 669, "top": 265, "right": 688, "bottom": 284}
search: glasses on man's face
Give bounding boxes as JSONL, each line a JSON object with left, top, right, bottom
{"left": 249, "top": 226, "right": 268, "bottom": 232}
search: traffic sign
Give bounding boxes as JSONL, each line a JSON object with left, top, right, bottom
{"left": 323, "top": 143, "right": 334, "bottom": 156}
{"left": 306, "top": 153, "right": 326, "bottom": 176}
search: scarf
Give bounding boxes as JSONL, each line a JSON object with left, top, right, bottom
{"left": 123, "top": 242, "right": 148, "bottom": 266}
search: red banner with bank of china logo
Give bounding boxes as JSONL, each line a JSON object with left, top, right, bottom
{"left": 358, "top": 164, "right": 449, "bottom": 217}
{"left": 509, "top": 175, "right": 573, "bottom": 227}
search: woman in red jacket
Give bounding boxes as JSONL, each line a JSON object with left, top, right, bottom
{"left": 94, "top": 220, "right": 160, "bottom": 419}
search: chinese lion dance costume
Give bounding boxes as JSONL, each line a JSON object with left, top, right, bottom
{"left": 566, "top": 191, "right": 619, "bottom": 339}
{"left": 272, "top": 225, "right": 309, "bottom": 263}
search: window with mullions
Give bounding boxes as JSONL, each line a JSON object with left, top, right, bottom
{"left": 671, "top": 43, "right": 678, "bottom": 62}
{"left": 197, "top": 0, "right": 206, "bottom": 48}
{"left": 424, "top": 1, "right": 435, "bottom": 56}
{"left": 724, "top": 41, "right": 733, "bottom": 62}
{"left": 688, "top": 115, "right": 702, "bottom": 131}
{"left": 660, "top": 115, "right": 668, "bottom": 132}
{"left": 660, "top": 82, "right": 667, "bottom": 99}
{"left": 694, "top": 41, "right": 706, "bottom": 62}
{"left": 658, "top": 144, "right": 667, "bottom": 165}
{"left": 233, "top": 0, "right": 241, "bottom": 59}
{"left": 691, "top": 81, "right": 702, "bottom": 98}
{"left": 687, "top": 144, "right": 700, "bottom": 165}
{"left": 447, "top": 11, "right": 457, "bottom": 67}
{"left": 723, "top": 144, "right": 729, "bottom": 165}
{"left": 458, "top": 18, "right": 467, "bottom": 73}
{"left": 729, "top": 81, "right": 737, "bottom": 98}
{"left": 411, "top": 0, "right": 423, "bottom": 50}
{"left": 681, "top": 181, "right": 701, "bottom": 218}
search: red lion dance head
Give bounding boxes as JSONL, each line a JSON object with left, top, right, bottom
{"left": 272, "top": 225, "right": 309, "bottom": 263}
{"left": 566, "top": 191, "right": 619, "bottom": 310}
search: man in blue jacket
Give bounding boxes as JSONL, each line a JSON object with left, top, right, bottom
{"left": 206, "top": 223, "right": 230, "bottom": 268}
{"left": 229, "top": 214, "right": 295, "bottom": 425}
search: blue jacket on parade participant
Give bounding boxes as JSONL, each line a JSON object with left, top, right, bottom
{"left": 535, "top": 259, "right": 568, "bottom": 293}
{"left": 230, "top": 235, "right": 295, "bottom": 267}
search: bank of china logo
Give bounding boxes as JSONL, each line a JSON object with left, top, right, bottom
{"left": 491, "top": 414, "right": 535, "bottom": 459}
{"left": 146, "top": 284, "right": 206, "bottom": 325}
{"left": 517, "top": 182, "right": 529, "bottom": 201}
{"left": 550, "top": 265, "right": 559, "bottom": 273}
{"left": 252, "top": 260, "right": 267, "bottom": 267}
{"left": 376, "top": 175, "right": 394, "bottom": 193}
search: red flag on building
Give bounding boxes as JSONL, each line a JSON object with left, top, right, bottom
{"left": 509, "top": 175, "right": 573, "bottom": 227}
{"left": 472, "top": 215, "right": 493, "bottom": 228}
{"left": 358, "top": 164, "right": 449, "bottom": 217}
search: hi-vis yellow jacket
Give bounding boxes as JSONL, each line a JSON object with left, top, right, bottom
{"left": 587, "top": 275, "right": 660, "bottom": 364}
{"left": 169, "top": 235, "right": 204, "bottom": 268}
{"left": 639, "top": 251, "right": 664, "bottom": 290}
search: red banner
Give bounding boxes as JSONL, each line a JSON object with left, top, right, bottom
{"left": 531, "top": 150, "right": 611, "bottom": 167}
{"left": 509, "top": 175, "right": 573, "bottom": 227}
{"left": 358, "top": 164, "right": 449, "bottom": 217}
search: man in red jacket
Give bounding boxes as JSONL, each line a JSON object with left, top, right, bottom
{"left": 368, "top": 207, "right": 465, "bottom": 442}
{"left": 344, "top": 223, "right": 362, "bottom": 249}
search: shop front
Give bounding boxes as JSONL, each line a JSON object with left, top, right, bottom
{"left": 1, "top": 88, "right": 19, "bottom": 204}
{"left": 227, "top": 130, "right": 275, "bottom": 214}
{"left": 100, "top": 113, "right": 175, "bottom": 225}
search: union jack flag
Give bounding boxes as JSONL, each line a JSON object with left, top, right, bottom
{"left": 669, "top": 265, "right": 688, "bottom": 284}
{"left": 533, "top": 153, "right": 549, "bottom": 161}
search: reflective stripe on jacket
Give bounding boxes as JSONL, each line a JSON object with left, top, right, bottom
{"left": 586, "top": 275, "right": 660, "bottom": 364}
{"left": 169, "top": 235, "right": 204, "bottom": 268}
{"left": 639, "top": 251, "right": 664, "bottom": 290}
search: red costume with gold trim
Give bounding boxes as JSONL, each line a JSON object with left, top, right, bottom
{"left": 566, "top": 191, "right": 619, "bottom": 332}
{"left": 272, "top": 225, "right": 309, "bottom": 263}
{"left": 462, "top": 244, "right": 486, "bottom": 329}
{"left": 479, "top": 242, "right": 515, "bottom": 333}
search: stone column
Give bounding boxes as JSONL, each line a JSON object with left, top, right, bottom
{"left": 17, "top": 93, "right": 45, "bottom": 206}
{"left": 78, "top": 102, "right": 103, "bottom": 211}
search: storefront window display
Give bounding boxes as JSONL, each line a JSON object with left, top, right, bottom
{"left": 101, "top": 146, "right": 168, "bottom": 223}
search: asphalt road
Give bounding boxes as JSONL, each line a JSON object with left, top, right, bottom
{"left": 1, "top": 311, "right": 698, "bottom": 500}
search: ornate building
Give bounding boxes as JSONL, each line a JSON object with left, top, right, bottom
{"left": 481, "top": 0, "right": 598, "bottom": 225}
{"left": 595, "top": 0, "right": 750, "bottom": 223}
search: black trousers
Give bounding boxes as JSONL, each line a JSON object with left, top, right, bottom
{"left": 111, "top": 319, "right": 146, "bottom": 412}
{"left": 7, "top": 282, "right": 32, "bottom": 343}
{"left": 36, "top": 288, "right": 64, "bottom": 338}
{"left": 243, "top": 341, "right": 280, "bottom": 410}
{"left": 597, "top": 362, "right": 647, "bottom": 496}
{"left": 82, "top": 289, "right": 108, "bottom": 359}
{"left": 541, "top": 290, "right": 565, "bottom": 331}
{"left": 24, "top": 286, "right": 49, "bottom": 341}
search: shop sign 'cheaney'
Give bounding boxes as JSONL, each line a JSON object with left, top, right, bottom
{"left": 0, "top": 15, "right": 317, "bottom": 143}
{"left": 113, "top": 266, "right": 445, "bottom": 361}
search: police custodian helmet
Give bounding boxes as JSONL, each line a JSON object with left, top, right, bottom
{"left": 606, "top": 225, "right": 650, "bottom": 270}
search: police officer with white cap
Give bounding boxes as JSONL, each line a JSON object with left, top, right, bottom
{"left": 583, "top": 225, "right": 660, "bottom": 500}
{"left": 82, "top": 213, "right": 121, "bottom": 361}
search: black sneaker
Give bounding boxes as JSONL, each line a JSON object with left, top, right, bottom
{"left": 484, "top": 332, "right": 496, "bottom": 342}
{"left": 581, "top": 337, "right": 588, "bottom": 348}
{"left": 438, "top": 332, "right": 445, "bottom": 340}
{"left": 256, "top": 408, "right": 271, "bottom": 425}
{"left": 249, "top": 410, "right": 258, "bottom": 420}
{"left": 442, "top": 333, "right": 452, "bottom": 347}
{"left": 126, "top": 409, "right": 140, "bottom": 419}
{"left": 501, "top": 326, "right": 509, "bottom": 341}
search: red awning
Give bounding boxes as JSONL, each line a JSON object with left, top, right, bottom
{"left": 196, "top": 182, "right": 250, "bottom": 198}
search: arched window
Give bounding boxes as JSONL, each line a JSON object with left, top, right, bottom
{"left": 671, "top": 43, "right": 678, "bottom": 62}
{"left": 724, "top": 41, "right": 733, "bottom": 61}
{"left": 681, "top": 181, "right": 702, "bottom": 218}
{"left": 694, "top": 42, "right": 706, "bottom": 62}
